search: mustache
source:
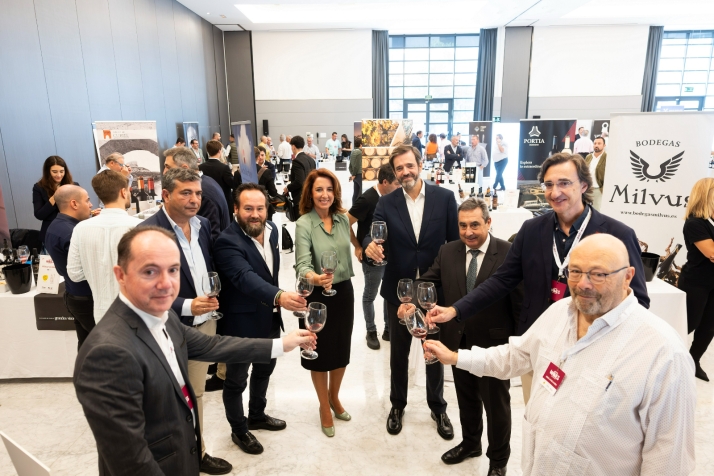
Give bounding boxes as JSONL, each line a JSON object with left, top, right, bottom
{"left": 572, "top": 289, "right": 600, "bottom": 298}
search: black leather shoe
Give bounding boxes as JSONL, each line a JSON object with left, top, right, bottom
{"left": 487, "top": 465, "right": 507, "bottom": 476}
{"left": 441, "top": 443, "right": 482, "bottom": 465}
{"left": 207, "top": 363, "right": 218, "bottom": 375}
{"left": 248, "top": 414, "right": 287, "bottom": 431}
{"left": 205, "top": 374, "right": 224, "bottom": 392}
{"left": 366, "top": 331, "right": 380, "bottom": 350}
{"left": 431, "top": 411, "right": 454, "bottom": 440}
{"left": 231, "top": 432, "right": 263, "bottom": 455}
{"left": 386, "top": 408, "right": 404, "bottom": 435}
{"left": 695, "top": 361, "right": 709, "bottom": 382}
{"left": 382, "top": 329, "right": 390, "bottom": 341}
{"left": 199, "top": 453, "right": 232, "bottom": 475}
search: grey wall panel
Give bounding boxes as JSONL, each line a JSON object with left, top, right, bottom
{"left": 186, "top": 13, "right": 210, "bottom": 140}
{"left": 527, "top": 96, "right": 642, "bottom": 119}
{"left": 201, "top": 20, "right": 220, "bottom": 142}
{"left": 501, "top": 27, "right": 533, "bottom": 123}
{"left": 224, "top": 31, "right": 257, "bottom": 142}
{"left": 0, "top": 128, "right": 17, "bottom": 229}
{"left": 213, "top": 27, "right": 229, "bottom": 141}
{"left": 154, "top": 0, "right": 184, "bottom": 149}
{"left": 173, "top": 4, "right": 198, "bottom": 128}
{"left": 0, "top": 0, "right": 57, "bottom": 229}
{"left": 107, "top": 0, "right": 146, "bottom": 120}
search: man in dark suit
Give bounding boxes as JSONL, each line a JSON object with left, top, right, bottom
{"left": 412, "top": 130, "right": 424, "bottom": 154}
{"left": 283, "top": 135, "right": 316, "bottom": 213}
{"left": 429, "top": 152, "right": 649, "bottom": 403}
{"left": 408, "top": 198, "right": 522, "bottom": 475}
{"left": 139, "top": 168, "right": 230, "bottom": 474}
{"left": 73, "top": 226, "right": 315, "bottom": 476}
{"left": 201, "top": 139, "right": 234, "bottom": 210}
{"left": 214, "top": 183, "right": 308, "bottom": 455}
{"left": 443, "top": 135, "right": 463, "bottom": 173}
{"left": 364, "top": 144, "right": 459, "bottom": 439}
{"left": 163, "top": 147, "right": 230, "bottom": 243}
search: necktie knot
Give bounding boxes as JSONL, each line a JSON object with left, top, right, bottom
{"left": 469, "top": 249, "right": 480, "bottom": 258}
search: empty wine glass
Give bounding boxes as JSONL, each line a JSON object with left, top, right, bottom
{"left": 301, "top": 302, "right": 327, "bottom": 360}
{"left": 396, "top": 279, "right": 413, "bottom": 325}
{"left": 17, "top": 246, "right": 30, "bottom": 264}
{"left": 294, "top": 275, "right": 313, "bottom": 318}
{"left": 320, "top": 250, "right": 338, "bottom": 297}
{"left": 371, "top": 221, "right": 388, "bottom": 266}
{"left": 404, "top": 307, "right": 439, "bottom": 365}
{"left": 202, "top": 272, "right": 223, "bottom": 320}
{"left": 417, "top": 282, "right": 439, "bottom": 334}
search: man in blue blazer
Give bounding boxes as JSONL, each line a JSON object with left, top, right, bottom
{"left": 429, "top": 152, "right": 650, "bottom": 403}
{"left": 214, "top": 183, "right": 307, "bottom": 456}
{"left": 139, "top": 168, "right": 229, "bottom": 475}
{"left": 364, "top": 144, "right": 459, "bottom": 440}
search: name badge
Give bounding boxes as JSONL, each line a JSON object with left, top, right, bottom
{"left": 550, "top": 280, "right": 567, "bottom": 302}
{"left": 181, "top": 385, "right": 194, "bottom": 410}
{"left": 540, "top": 362, "right": 566, "bottom": 395}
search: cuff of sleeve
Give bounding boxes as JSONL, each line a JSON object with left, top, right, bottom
{"left": 455, "top": 346, "right": 486, "bottom": 377}
{"left": 182, "top": 299, "right": 193, "bottom": 316}
{"left": 453, "top": 305, "right": 462, "bottom": 323}
{"left": 270, "top": 338, "right": 284, "bottom": 359}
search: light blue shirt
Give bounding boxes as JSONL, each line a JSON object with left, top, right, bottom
{"left": 162, "top": 207, "right": 211, "bottom": 325}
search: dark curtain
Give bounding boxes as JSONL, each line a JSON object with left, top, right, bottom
{"left": 372, "top": 30, "right": 389, "bottom": 118}
{"left": 474, "top": 28, "right": 498, "bottom": 121}
{"left": 641, "top": 26, "right": 663, "bottom": 112}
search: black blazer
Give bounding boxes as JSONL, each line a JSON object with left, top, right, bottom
{"left": 74, "top": 298, "right": 272, "bottom": 476}
{"left": 33, "top": 182, "right": 77, "bottom": 243}
{"left": 419, "top": 236, "right": 523, "bottom": 350}
{"left": 287, "top": 152, "right": 316, "bottom": 206}
{"left": 452, "top": 207, "right": 651, "bottom": 335}
{"left": 139, "top": 211, "right": 214, "bottom": 325}
{"left": 214, "top": 220, "right": 283, "bottom": 338}
{"left": 199, "top": 158, "right": 233, "bottom": 210}
{"left": 364, "top": 181, "right": 459, "bottom": 306}
{"left": 444, "top": 144, "right": 463, "bottom": 163}
{"left": 198, "top": 174, "right": 231, "bottom": 243}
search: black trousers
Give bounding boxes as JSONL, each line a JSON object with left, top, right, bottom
{"left": 352, "top": 175, "right": 362, "bottom": 205}
{"left": 680, "top": 276, "right": 714, "bottom": 362}
{"left": 452, "top": 336, "right": 511, "bottom": 467}
{"left": 444, "top": 159, "right": 455, "bottom": 172}
{"left": 387, "top": 301, "right": 446, "bottom": 413}
{"left": 64, "top": 292, "right": 95, "bottom": 350}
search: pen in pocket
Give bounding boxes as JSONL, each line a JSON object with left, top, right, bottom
{"left": 606, "top": 374, "right": 613, "bottom": 391}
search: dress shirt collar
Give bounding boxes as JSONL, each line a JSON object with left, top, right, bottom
{"left": 56, "top": 213, "right": 80, "bottom": 226}
{"left": 119, "top": 292, "right": 169, "bottom": 329}
{"left": 374, "top": 185, "right": 382, "bottom": 197}
{"left": 554, "top": 204, "right": 591, "bottom": 234}
{"left": 307, "top": 209, "right": 345, "bottom": 229}
{"left": 98, "top": 207, "right": 132, "bottom": 216}
{"left": 162, "top": 207, "right": 201, "bottom": 234}
{"left": 465, "top": 233, "right": 490, "bottom": 255}
{"left": 402, "top": 180, "right": 426, "bottom": 202}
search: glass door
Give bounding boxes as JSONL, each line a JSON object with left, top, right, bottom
{"left": 403, "top": 99, "right": 454, "bottom": 145}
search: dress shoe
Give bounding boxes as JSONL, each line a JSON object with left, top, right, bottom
{"left": 431, "top": 411, "right": 454, "bottom": 440}
{"left": 386, "top": 408, "right": 404, "bottom": 435}
{"left": 248, "top": 414, "right": 286, "bottom": 431}
{"left": 199, "top": 453, "right": 232, "bottom": 475}
{"left": 320, "top": 410, "right": 335, "bottom": 437}
{"left": 231, "top": 431, "right": 263, "bottom": 455}
{"left": 329, "top": 401, "right": 351, "bottom": 421}
{"left": 695, "top": 361, "right": 709, "bottom": 382}
{"left": 366, "top": 331, "right": 380, "bottom": 350}
{"left": 487, "top": 465, "right": 507, "bottom": 476}
{"left": 382, "top": 329, "right": 390, "bottom": 342}
{"left": 207, "top": 363, "right": 218, "bottom": 375}
{"left": 441, "top": 443, "right": 482, "bottom": 465}
{"left": 204, "top": 374, "right": 224, "bottom": 392}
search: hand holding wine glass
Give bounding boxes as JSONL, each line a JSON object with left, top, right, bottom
{"left": 368, "top": 221, "right": 388, "bottom": 266}
{"left": 202, "top": 272, "right": 223, "bottom": 320}
{"left": 396, "top": 278, "right": 413, "bottom": 325}
{"left": 293, "top": 276, "right": 313, "bottom": 318}
{"left": 403, "top": 307, "right": 439, "bottom": 365}
{"left": 301, "top": 303, "right": 327, "bottom": 360}
{"left": 417, "top": 282, "right": 439, "bottom": 334}
{"left": 320, "top": 250, "right": 338, "bottom": 297}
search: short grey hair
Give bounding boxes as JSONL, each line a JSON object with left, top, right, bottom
{"left": 279, "top": 134, "right": 285, "bottom": 141}
{"left": 458, "top": 197, "right": 490, "bottom": 221}
{"left": 164, "top": 147, "right": 198, "bottom": 171}
{"left": 104, "top": 152, "right": 124, "bottom": 165}
{"left": 162, "top": 167, "right": 201, "bottom": 193}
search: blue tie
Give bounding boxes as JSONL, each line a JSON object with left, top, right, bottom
{"left": 466, "top": 250, "right": 480, "bottom": 291}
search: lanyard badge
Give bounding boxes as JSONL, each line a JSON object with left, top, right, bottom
{"left": 552, "top": 209, "right": 592, "bottom": 303}
{"left": 541, "top": 362, "right": 566, "bottom": 395}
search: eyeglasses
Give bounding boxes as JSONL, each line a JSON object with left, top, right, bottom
{"left": 564, "top": 266, "right": 628, "bottom": 284}
{"left": 541, "top": 180, "right": 576, "bottom": 191}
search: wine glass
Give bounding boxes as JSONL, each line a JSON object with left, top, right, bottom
{"left": 404, "top": 307, "right": 439, "bottom": 365}
{"left": 202, "top": 272, "right": 223, "bottom": 320}
{"left": 294, "top": 276, "right": 313, "bottom": 318}
{"left": 17, "top": 246, "right": 30, "bottom": 264}
{"left": 371, "top": 221, "right": 388, "bottom": 266}
{"left": 301, "top": 302, "right": 327, "bottom": 360}
{"left": 396, "top": 279, "right": 413, "bottom": 326}
{"left": 320, "top": 250, "right": 338, "bottom": 297}
{"left": 417, "top": 282, "right": 439, "bottom": 334}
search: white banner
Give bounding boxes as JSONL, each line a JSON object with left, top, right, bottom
{"left": 601, "top": 112, "right": 714, "bottom": 263}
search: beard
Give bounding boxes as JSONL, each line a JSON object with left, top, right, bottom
{"left": 237, "top": 215, "right": 266, "bottom": 238}
{"left": 399, "top": 173, "right": 418, "bottom": 191}
{"left": 571, "top": 287, "right": 605, "bottom": 316}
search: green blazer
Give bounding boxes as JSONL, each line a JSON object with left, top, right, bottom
{"left": 585, "top": 152, "right": 607, "bottom": 188}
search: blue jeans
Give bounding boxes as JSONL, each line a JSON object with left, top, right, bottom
{"left": 493, "top": 158, "right": 508, "bottom": 190}
{"left": 362, "top": 261, "right": 388, "bottom": 332}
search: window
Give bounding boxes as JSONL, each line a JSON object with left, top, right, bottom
{"left": 388, "top": 34, "right": 479, "bottom": 136}
{"left": 655, "top": 31, "right": 714, "bottom": 111}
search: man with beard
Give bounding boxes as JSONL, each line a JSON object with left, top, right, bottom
{"left": 425, "top": 234, "right": 696, "bottom": 475}
{"left": 585, "top": 137, "right": 607, "bottom": 210}
{"left": 363, "top": 144, "right": 459, "bottom": 439}
{"left": 213, "top": 183, "right": 308, "bottom": 455}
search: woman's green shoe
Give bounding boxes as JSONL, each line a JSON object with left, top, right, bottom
{"left": 321, "top": 424, "right": 335, "bottom": 437}
{"left": 330, "top": 401, "right": 351, "bottom": 421}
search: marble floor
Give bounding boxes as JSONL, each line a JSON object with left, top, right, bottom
{"left": 1, "top": 167, "right": 714, "bottom": 475}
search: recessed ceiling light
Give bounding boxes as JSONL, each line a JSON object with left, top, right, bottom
{"left": 206, "top": 12, "right": 210, "bottom": 15}
{"left": 220, "top": 14, "right": 226, "bottom": 18}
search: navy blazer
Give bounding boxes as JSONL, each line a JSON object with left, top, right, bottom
{"left": 452, "top": 207, "right": 651, "bottom": 335}
{"left": 214, "top": 220, "right": 284, "bottom": 338}
{"left": 364, "top": 181, "right": 459, "bottom": 306}
{"left": 33, "top": 181, "right": 78, "bottom": 243}
{"left": 198, "top": 174, "right": 231, "bottom": 243}
{"left": 139, "top": 210, "right": 214, "bottom": 326}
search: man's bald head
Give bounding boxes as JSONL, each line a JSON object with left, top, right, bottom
{"left": 54, "top": 185, "right": 92, "bottom": 220}
{"left": 572, "top": 234, "right": 630, "bottom": 269}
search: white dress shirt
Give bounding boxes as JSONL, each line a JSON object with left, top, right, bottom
{"left": 574, "top": 136, "right": 594, "bottom": 154}
{"left": 238, "top": 221, "right": 280, "bottom": 310}
{"left": 162, "top": 208, "right": 211, "bottom": 325}
{"left": 456, "top": 292, "right": 696, "bottom": 475}
{"left": 438, "top": 138, "right": 449, "bottom": 159}
{"left": 67, "top": 208, "right": 142, "bottom": 322}
{"left": 465, "top": 233, "right": 490, "bottom": 276}
{"left": 277, "top": 140, "right": 292, "bottom": 160}
{"left": 589, "top": 153, "right": 603, "bottom": 189}
{"left": 404, "top": 182, "right": 426, "bottom": 279}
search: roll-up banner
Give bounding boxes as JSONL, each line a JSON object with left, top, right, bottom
{"left": 600, "top": 112, "right": 714, "bottom": 260}
{"left": 231, "top": 121, "right": 257, "bottom": 184}
{"left": 517, "top": 119, "right": 577, "bottom": 206}
{"left": 469, "top": 121, "right": 492, "bottom": 178}
{"left": 183, "top": 122, "right": 199, "bottom": 148}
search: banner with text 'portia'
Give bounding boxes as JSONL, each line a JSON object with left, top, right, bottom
{"left": 601, "top": 112, "right": 714, "bottom": 261}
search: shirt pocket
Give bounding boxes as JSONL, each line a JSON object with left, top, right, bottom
{"left": 538, "top": 437, "right": 590, "bottom": 476}
{"left": 567, "top": 367, "right": 612, "bottom": 415}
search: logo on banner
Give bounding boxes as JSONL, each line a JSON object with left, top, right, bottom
{"left": 630, "top": 150, "right": 683, "bottom": 183}
{"left": 528, "top": 126, "right": 541, "bottom": 137}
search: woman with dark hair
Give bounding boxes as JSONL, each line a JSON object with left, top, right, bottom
{"left": 340, "top": 134, "right": 352, "bottom": 163}
{"left": 253, "top": 146, "right": 278, "bottom": 220}
{"left": 294, "top": 169, "right": 355, "bottom": 437}
{"left": 33, "top": 155, "right": 77, "bottom": 244}
{"left": 425, "top": 133, "right": 438, "bottom": 161}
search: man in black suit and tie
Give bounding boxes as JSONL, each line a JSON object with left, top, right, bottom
{"left": 364, "top": 144, "right": 459, "bottom": 439}
{"left": 405, "top": 198, "right": 522, "bottom": 475}
{"left": 429, "top": 152, "right": 650, "bottom": 403}
{"left": 163, "top": 147, "right": 231, "bottom": 243}
{"left": 214, "top": 183, "right": 308, "bottom": 455}
{"left": 200, "top": 139, "right": 234, "bottom": 210}
{"left": 139, "top": 167, "right": 229, "bottom": 474}
{"left": 443, "top": 135, "right": 463, "bottom": 173}
{"left": 73, "top": 227, "right": 315, "bottom": 476}
{"left": 283, "top": 135, "right": 316, "bottom": 213}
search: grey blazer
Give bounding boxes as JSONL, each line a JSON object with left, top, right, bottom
{"left": 74, "top": 297, "right": 273, "bottom": 476}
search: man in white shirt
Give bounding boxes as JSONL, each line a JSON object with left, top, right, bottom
{"left": 491, "top": 134, "right": 508, "bottom": 191}
{"left": 276, "top": 134, "right": 292, "bottom": 173}
{"left": 67, "top": 170, "right": 142, "bottom": 322}
{"left": 325, "top": 132, "right": 341, "bottom": 159}
{"left": 574, "top": 129, "right": 594, "bottom": 156}
{"left": 438, "top": 133, "right": 449, "bottom": 160}
{"left": 425, "top": 233, "right": 696, "bottom": 476}
{"left": 303, "top": 135, "right": 321, "bottom": 160}
{"left": 464, "top": 135, "right": 489, "bottom": 187}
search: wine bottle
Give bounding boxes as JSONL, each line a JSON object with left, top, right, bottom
{"left": 148, "top": 177, "right": 156, "bottom": 198}
{"left": 492, "top": 189, "right": 499, "bottom": 210}
{"left": 551, "top": 135, "right": 558, "bottom": 156}
{"left": 427, "top": 168, "right": 433, "bottom": 182}
{"left": 137, "top": 177, "right": 148, "bottom": 201}
{"left": 458, "top": 183, "right": 465, "bottom": 199}
{"left": 469, "top": 187, "right": 475, "bottom": 198}
{"left": 485, "top": 187, "right": 492, "bottom": 211}
{"left": 477, "top": 187, "right": 484, "bottom": 200}
{"left": 561, "top": 136, "right": 572, "bottom": 155}
{"left": 31, "top": 248, "right": 39, "bottom": 282}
